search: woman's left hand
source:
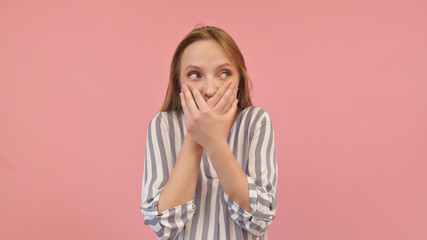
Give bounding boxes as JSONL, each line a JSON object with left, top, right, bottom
{"left": 179, "top": 83, "right": 238, "bottom": 149}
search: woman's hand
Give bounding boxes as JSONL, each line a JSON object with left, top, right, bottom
{"left": 179, "top": 82, "right": 238, "bottom": 149}
{"left": 206, "top": 81, "right": 238, "bottom": 115}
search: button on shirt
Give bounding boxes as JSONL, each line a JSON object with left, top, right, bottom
{"left": 140, "top": 106, "right": 278, "bottom": 240}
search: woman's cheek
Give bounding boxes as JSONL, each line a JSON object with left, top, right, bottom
{"left": 193, "top": 83, "right": 203, "bottom": 93}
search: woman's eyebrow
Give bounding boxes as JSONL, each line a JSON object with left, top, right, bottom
{"left": 216, "top": 63, "right": 233, "bottom": 69}
{"left": 184, "top": 63, "right": 233, "bottom": 70}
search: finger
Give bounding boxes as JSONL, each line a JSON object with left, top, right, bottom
{"left": 188, "top": 83, "right": 210, "bottom": 113}
{"left": 182, "top": 84, "right": 199, "bottom": 116}
{"left": 179, "top": 92, "right": 193, "bottom": 125}
{"left": 206, "top": 81, "right": 232, "bottom": 109}
{"left": 214, "top": 81, "right": 237, "bottom": 113}
{"left": 225, "top": 99, "right": 239, "bottom": 118}
{"left": 226, "top": 87, "right": 239, "bottom": 112}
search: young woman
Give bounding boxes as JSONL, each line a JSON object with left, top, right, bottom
{"left": 140, "top": 26, "right": 278, "bottom": 240}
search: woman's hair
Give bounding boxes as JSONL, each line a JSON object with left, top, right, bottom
{"left": 160, "top": 25, "right": 253, "bottom": 112}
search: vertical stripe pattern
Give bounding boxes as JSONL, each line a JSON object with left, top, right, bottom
{"left": 140, "top": 106, "right": 278, "bottom": 240}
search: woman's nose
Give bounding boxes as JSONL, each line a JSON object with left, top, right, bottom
{"left": 202, "top": 77, "right": 218, "bottom": 99}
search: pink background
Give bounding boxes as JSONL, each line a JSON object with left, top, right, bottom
{"left": 1, "top": 0, "right": 426, "bottom": 239}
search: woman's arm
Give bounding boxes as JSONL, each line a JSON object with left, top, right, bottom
{"left": 220, "top": 110, "right": 277, "bottom": 237}
{"left": 205, "top": 140, "right": 252, "bottom": 212}
{"left": 157, "top": 134, "right": 203, "bottom": 212}
{"left": 140, "top": 113, "right": 201, "bottom": 239}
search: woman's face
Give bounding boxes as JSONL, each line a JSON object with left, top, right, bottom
{"left": 179, "top": 39, "right": 239, "bottom": 102}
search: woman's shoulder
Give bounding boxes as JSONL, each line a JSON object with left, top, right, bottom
{"left": 240, "top": 106, "right": 273, "bottom": 123}
{"left": 239, "top": 106, "right": 274, "bottom": 141}
{"left": 148, "top": 110, "right": 182, "bottom": 127}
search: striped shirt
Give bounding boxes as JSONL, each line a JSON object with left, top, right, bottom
{"left": 140, "top": 106, "right": 278, "bottom": 240}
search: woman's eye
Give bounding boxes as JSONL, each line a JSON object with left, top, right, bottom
{"left": 219, "top": 70, "right": 231, "bottom": 79}
{"left": 188, "top": 72, "right": 201, "bottom": 79}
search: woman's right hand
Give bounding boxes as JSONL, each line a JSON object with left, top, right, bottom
{"left": 206, "top": 81, "right": 238, "bottom": 115}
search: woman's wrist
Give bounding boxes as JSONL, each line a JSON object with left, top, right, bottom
{"left": 205, "top": 139, "right": 228, "bottom": 155}
{"left": 184, "top": 134, "right": 204, "bottom": 152}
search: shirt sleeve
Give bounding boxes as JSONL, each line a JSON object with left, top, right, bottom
{"left": 140, "top": 112, "right": 196, "bottom": 240}
{"left": 222, "top": 110, "right": 278, "bottom": 237}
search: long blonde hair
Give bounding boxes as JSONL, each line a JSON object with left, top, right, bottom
{"left": 160, "top": 25, "right": 253, "bottom": 112}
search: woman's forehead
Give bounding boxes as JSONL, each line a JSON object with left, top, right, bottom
{"left": 183, "top": 40, "right": 235, "bottom": 62}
